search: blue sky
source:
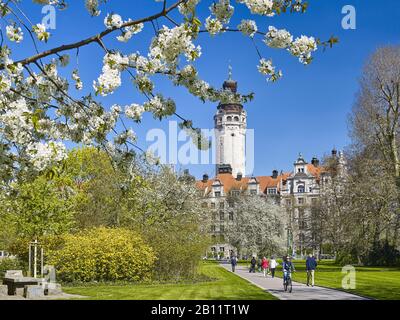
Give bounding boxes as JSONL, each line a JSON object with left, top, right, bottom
{"left": 5, "top": 0, "right": 400, "bottom": 178}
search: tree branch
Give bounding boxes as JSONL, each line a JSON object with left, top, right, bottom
{"left": 0, "top": 0, "right": 185, "bottom": 70}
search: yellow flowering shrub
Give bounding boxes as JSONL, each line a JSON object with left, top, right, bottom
{"left": 46, "top": 227, "right": 156, "bottom": 282}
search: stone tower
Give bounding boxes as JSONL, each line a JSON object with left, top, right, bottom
{"left": 214, "top": 67, "right": 247, "bottom": 177}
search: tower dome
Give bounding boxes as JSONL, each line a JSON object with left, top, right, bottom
{"left": 222, "top": 65, "right": 238, "bottom": 93}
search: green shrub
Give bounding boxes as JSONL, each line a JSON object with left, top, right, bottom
{"left": 335, "top": 252, "right": 358, "bottom": 266}
{"left": 144, "top": 223, "right": 209, "bottom": 281}
{"left": 46, "top": 227, "right": 156, "bottom": 282}
{"left": 363, "top": 240, "right": 400, "bottom": 266}
{"left": 0, "top": 258, "right": 25, "bottom": 280}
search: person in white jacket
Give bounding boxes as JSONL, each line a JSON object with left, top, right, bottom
{"left": 270, "top": 257, "right": 279, "bottom": 278}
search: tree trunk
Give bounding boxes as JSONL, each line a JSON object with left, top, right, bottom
{"left": 390, "top": 133, "right": 400, "bottom": 179}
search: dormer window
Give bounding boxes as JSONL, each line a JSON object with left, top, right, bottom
{"left": 298, "top": 168, "right": 304, "bottom": 173}
{"left": 267, "top": 188, "right": 277, "bottom": 195}
{"left": 215, "top": 191, "right": 221, "bottom": 197}
{"left": 298, "top": 185, "right": 305, "bottom": 193}
{"left": 231, "top": 190, "right": 240, "bottom": 197}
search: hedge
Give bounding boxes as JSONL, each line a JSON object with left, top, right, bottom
{"left": 46, "top": 227, "right": 156, "bottom": 282}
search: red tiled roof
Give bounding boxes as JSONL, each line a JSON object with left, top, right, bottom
{"left": 196, "top": 166, "right": 325, "bottom": 195}
{"left": 196, "top": 172, "right": 291, "bottom": 195}
{"left": 306, "top": 164, "right": 325, "bottom": 181}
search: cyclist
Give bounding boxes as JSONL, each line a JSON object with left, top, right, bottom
{"left": 282, "top": 255, "right": 295, "bottom": 287}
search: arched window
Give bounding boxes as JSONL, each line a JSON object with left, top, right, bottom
{"left": 234, "top": 116, "right": 239, "bottom": 121}
{"left": 298, "top": 185, "right": 305, "bottom": 193}
{"left": 227, "top": 116, "right": 232, "bottom": 121}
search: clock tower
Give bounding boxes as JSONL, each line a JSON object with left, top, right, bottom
{"left": 214, "top": 67, "right": 247, "bottom": 177}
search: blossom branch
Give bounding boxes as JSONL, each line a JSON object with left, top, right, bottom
{"left": 0, "top": 0, "right": 186, "bottom": 70}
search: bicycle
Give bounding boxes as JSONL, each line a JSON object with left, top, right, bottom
{"left": 283, "top": 270, "right": 293, "bottom": 293}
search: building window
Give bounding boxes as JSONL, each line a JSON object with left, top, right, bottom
{"left": 220, "top": 225, "right": 225, "bottom": 233}
{"left": 298, "top": 185, "right": 305, "bottom": 193}
{"left": 214, "top": 191, "right": 221, "bottom": 197}
{"left": 227, "top": 116, "right": 232, "bottom": 122}
{"left": 231, "top": 190, "right": 240, "bottom": 197}
{"left": 219, "top": 202, "right": 225, "bottom": 209}
{"left": 220, "top": 211, "right": 225, "bottom": 221}
{"left": 298, "top": 168, "right": 304, "bottom": 173}
{"left": 267, "top": 188, "right": 277, "bottom": 195}
{"left": 211, "top": 246, "right": 216, "bottom": 252}
{"left": 229, "top": 212, "right": 234, "bottom": 221}
{"left": 219, "top": 247, "right": 225, "bottom": 252}
{"left": 298, "top": 198, "right": 304, "bottom": 205}
{"left": 210, "top": 202, "right": 216, "bottom": 209}
{"left": 250, "top": 189, "right": 257, "bottom": 195}
{"left": 234, "top": 116, "right": 239, "bottom": 121}
{"left": 228, "top": 201, "right": 235, "bottom": 208}
{"left": 286, "top": 199, "right": 292, "bottom": 206}
{"left": 211, "top": 225, "right": 216, "bottom": 232}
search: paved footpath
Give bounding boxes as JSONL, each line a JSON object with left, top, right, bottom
{"left": 220, "top": 264, "right": 369, "bottom": 300}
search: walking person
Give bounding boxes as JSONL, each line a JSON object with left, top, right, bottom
{"left": 230, "top": 255, "right": 238, "bottom": 273}
{"left": 270, "top": 256, "right": 278, "bottom": 278}
{"left": 261, "top": 257, "right": 269, "bottom": 277}
{"left": 306, "top": 253, "right": 318, "bottom": 287}
{"left": 249, "top": 256, "right": 257, "bottom": 273}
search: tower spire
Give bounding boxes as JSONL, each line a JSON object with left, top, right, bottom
{"left": 223, "top": 62, "right": 238, "bottom": 93}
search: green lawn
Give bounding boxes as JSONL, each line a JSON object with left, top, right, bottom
{"left": 63, "top": 262, "right": 277, "bottom": 300}
{"left": 288, "top": 260, "right": 400, "bottom": 300}
{"left": 239, "top": 259, "right": 400, "bottom": 300}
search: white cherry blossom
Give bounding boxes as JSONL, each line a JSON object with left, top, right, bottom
{"left": 25, "top": 141, "right": 67, "bottom": 171}
{"left": 289, "top": 35, "right": 318, "bottom": 64}
{"left": 104, "top": 13, "right": 123, "bottom": 29}
{"left": 257, "top": 58, "right": 282, "bottom": 82}
{"left": 264, "top": 26, "right": 293, "bottom": 49}
{"left": 205, "top": 17, "right": 223, "bottom": 36}
{"left": 238, "top": 19, "right": 258, "bottom": 38}
{"left": 6, "top": 25, "right": 23, "bottom": 43}
{"left": 32, "top": 23, "right": 50, "bottom": 42}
